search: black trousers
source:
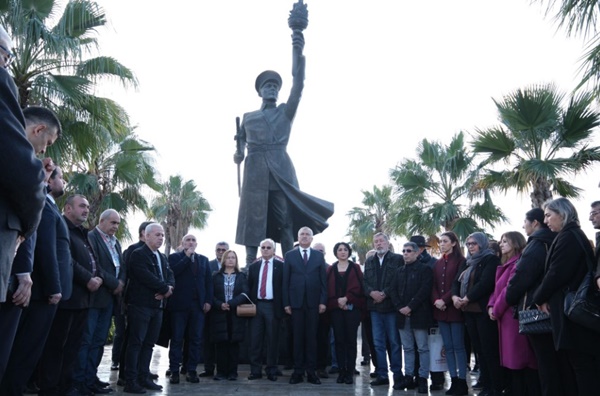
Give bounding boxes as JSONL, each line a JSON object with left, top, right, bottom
{"left": 465, "top": 312, "right": 505, "bottom": 393}
{"left": 331, "top": 308, "right": 361, "bottom": 372}
{"left": 291, "top": 307, "right": 319, "bottom": 375}
{"left": 0, "top": 298, "right": 22, "bottom": 383}
{"left": 528, "top": 333, "right": 576, "bottom": 396}
{"left": 215, "top": 342, "right": 240, "bottom": 377}
{"left": 37, "top": 308, "right": 88, "bottom": 395}
{"left": 124, "top": 305, "right": 162, "bottom": 383}
{"left": 0, "top": 300, "right": 57, "bottom": 395}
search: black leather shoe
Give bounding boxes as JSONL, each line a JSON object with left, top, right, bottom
{"left": 370, "top": 371, "right": 378, "bottom": 378}
{"left": 170, "top": 373, "right": 180, "bottom": 384}
{"left": 123, "top": 382, "right": 146, "bottom": 394}
{"left": 213, "top": 375, "right": 227, "bottom": 381}
{"left": 148, "top": 373, "right": 158, "bottom": 380}
{"left": 360, "top": 359, "right": 370, "bottom": 366}
{"left": 228, "top": 374, "right": 238, "bottom": 381}
{"left": 370, "top": 376, "right": 389, "bottom": 386}
{"left": 186, "top": 371, "right": 199, "bottom": 383}
{"left": 142, "top": 380, "right": 162, "bottom": 391}
{"left": 165, "top": 369, "right": 171, "bottom": 377}
{"left": 89, "top": 384, "right": 113, "bottom": 394}
{"left": 95, "top": 378, "right": 110, "bottom": 388}
{"left": 289, "top": 374, "right": 303, "bottom": 384}
{"left": 267, "top": 373, "right": 278, "bottom": 382}
{"left": 198, "top": 371, "right": 214, "bottom": 377}
{"left": 344, "top": 373, "right": 354, "bottom": 385}
{"left": 430, "top": 382, "right": 444, "bottom": 391}
{"left": 307, "top": 373, "right": 321, "bottom": 384}
{"left": 248, "top": 373, "right": 262, "bottom": 380}
{"left": 180, "top": 367, "right": 187, "bottom": 375}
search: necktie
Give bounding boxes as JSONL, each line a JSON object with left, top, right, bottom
{"left": 303, "top": 249, "right": 308, "bottom": 265}
{"left": 260, "top": 260, "right": 269, "bottom": 299}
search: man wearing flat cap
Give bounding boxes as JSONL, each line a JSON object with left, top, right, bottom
{"left": 234, "top": 29, "right": 333, "bottom": 265}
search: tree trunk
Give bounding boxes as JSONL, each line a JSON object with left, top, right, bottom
{"left": 530, "top": 177, "right": 553, "bottom": 208}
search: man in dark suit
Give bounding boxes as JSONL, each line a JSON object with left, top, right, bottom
{"left": 283, "top": 226, "right": 327, "bottom": 385}
{"left": 37, "top": 194, "right": 102, "bottom": 396}
{"left": 247, "top": 238, "right": 284, "bottom": 381}
{"left": 199, "top": 241, "right": 229, "bottom": 378}
{"left": 0, "top": 104, "right": 61, "bottom": 386}
{"left": 123, "top": 223, "right": 174, "bottom": 394}
{"left": 77, "top": 209, "right": 125, "bottom": 393}
{"left": 0, "top": 166, "right": 72, "bottom": 395}
{"left": 0, "top": 26, "right": 46, "bottom": 307}
{"left": 167, "top": 234, "right": 213, "bottom": 384}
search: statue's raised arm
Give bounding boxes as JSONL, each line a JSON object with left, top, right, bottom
{"left": 286, "top": 30, "right": 305, "bottom": 120}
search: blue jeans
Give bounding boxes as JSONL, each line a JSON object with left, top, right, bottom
{"left": 73, "top": 301, "right": 113, "bottom": 386}
{"left": 169, "top": 306, "right": 204, "bottom": 371}
{"left": 398, "top": 318, "right": 429, "bottom": 378}
{"left": 439, "top": 321, "right": 467, "bottom": 379}
{"left": 370, "top": 311, "right": 402, "bottom": 378}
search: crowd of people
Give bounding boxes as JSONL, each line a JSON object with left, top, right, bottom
{"left": 3, "top": 22, "right": 600, "bottom": 396}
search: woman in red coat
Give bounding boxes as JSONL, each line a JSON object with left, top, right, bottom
{"left": 488, "top": 232, "right": 539, "bottom": 396}
{"left": 432, "top": 231, "right": 468, "bottom": 396}
{"left": 326, "top": 242, "right": 365, "bottom": 385}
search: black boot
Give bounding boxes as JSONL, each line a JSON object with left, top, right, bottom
{"left": 453, "top": 378, "right": 469, "bottom": 396}
{"left": 393, "top": 375, "right": 415, "bottom": 390}
{"left": 418, "top": 377, "right": 428, "bottom": 394}
{"left": 446, "top": 377, "right": 457, "bottom": 395}
{"left": 336, "top": 369, "right": 345, "bottom": 384}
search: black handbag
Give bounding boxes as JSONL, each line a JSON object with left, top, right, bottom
{"left": 564, "top": 270, "right": 600, "bottom": 333}
{"left": 518, "top": 293, "right": 552, "bottom": 335}
{"left": 563, "top": 232, "right": 600, "bottom": 333}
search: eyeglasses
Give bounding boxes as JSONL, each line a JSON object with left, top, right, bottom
{"left": 466, "top": 242, "right": 478, "bottom": 247}
{"left": 590, "top": 211, "right": 600, "bottom": 217}
{"left": 260, "top": 246, "right": 272, "bottom": 250}
{"left": 402, "top": 249, "right": 414, "bottom": 253}
{"left": 0, "top": 44, "right": 14, "bottom": 68}
{"left": 216, "top": 248, "right": 227, "bottom": 252}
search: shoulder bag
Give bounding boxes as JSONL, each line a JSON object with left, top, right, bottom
{"left": 563, "top": 233, "right": 600, "bottom": 333}
{"left": 518, "top": 292, "right": 552, "bottom": 334}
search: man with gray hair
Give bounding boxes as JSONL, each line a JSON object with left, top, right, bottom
{"left": 247, "top": 238, "right": 284, "bottom": 381}
{"left": 80, "top": 209, "right": 125, "bottom": 393}
{"left": 363, "top": 232, "right": 404, "bottom": 388}
{"left": 124, "top": 223, "right": 174, "bottom": 393}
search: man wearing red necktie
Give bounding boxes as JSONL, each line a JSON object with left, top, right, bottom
{"left": 246, "top": 238, "right": 285, "bottom": 381}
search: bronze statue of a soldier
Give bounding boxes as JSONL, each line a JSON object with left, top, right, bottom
{"left": 234, "top": 1, "right": 334, "bottom": 265}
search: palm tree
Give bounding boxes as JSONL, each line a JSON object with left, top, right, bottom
{"left": 534, "top": 1, "right": 600, "bottom": 96}
{"left": 62, "top": 131, "right": 159, "bottom": 241}
{"left": 472, "top": 83, "right": 600, "bottom": 208}
{"left": 148, "top": 175, "right": 212, "bottom": 255}
{"left": 389, "top": 132, "right": 506, "bottom": 243}
{"left": 346, "top": 185, "right": 394, "bottom": 264}
{"left": 0, "top": 0, "right": 138, "bottom": 166}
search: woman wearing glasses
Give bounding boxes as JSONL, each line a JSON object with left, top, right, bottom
{"left": 453, "top": 232, "right": 503, "bottom": 396}
{"left": 325, "top": 242, "right": 365, "bottom": 384}
{"left": 432, "top": 232, "right": 468, "bottom": 395}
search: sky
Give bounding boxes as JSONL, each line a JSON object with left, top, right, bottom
{"left": 92, "top": 0, "right": 600, "bottom": 258}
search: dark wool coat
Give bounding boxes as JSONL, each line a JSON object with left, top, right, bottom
{"left": 363, "top": 251, "right": 404, "bottom": 313}
{"left": 391, "top": 261, "right": 433, "bottom": 329}
{"left": 432, "top": 253, "right": 466, "bottom": 323}
{"left": 532, "top": 222, "right": 599, "bottom": 353}
{"left": 210, "top": 271, "right": 249, "bottom": 343}
{"left": 452, "top": 254, "right": 500, "bottom": 313}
